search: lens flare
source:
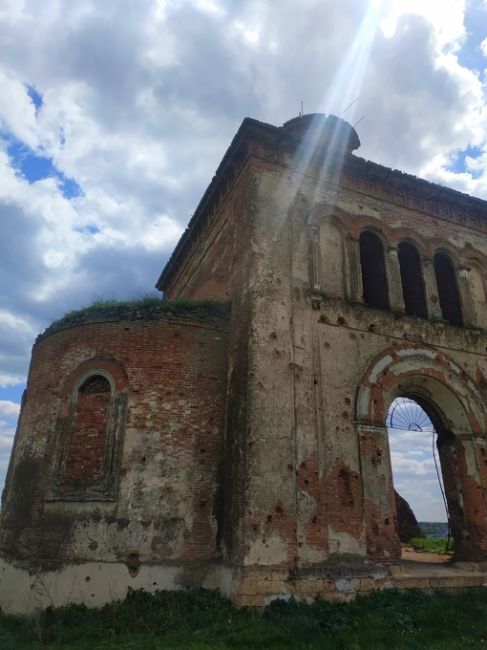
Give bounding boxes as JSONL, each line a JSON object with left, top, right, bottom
{"left": 275, "top": 0, "right": 386, "bottom": 224}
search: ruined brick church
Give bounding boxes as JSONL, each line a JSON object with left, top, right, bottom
{"left": 3, "top": 114, "right": 487, "bottom": 613}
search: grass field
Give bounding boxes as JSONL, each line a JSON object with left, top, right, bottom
{"left": 2, "top": 586, "right": 487, "bottom": 649}
{"left": 409, "top": 536, "right": 454, "bottom": 554}
{"left": 419, "top": 523, "right": 449, "bottom": 539}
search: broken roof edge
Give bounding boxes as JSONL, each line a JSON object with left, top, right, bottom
{"left": 156, "top": 115, "right": 487, "bottom": 293}
{"left": 347, "top": 154, "right": 487, "bottom": 213}
{"left": 155, "top": 116, "right": 281, "bottom": 292}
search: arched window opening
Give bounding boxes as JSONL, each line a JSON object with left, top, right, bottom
{"left": 398, "top": 242, "right": 427, "bottom": 318}
{"left": 386, "top": 396, "right": 452, "bottom": 563}
{"left": 359, "top": 230, "right": 389, "bottom": 310}
{"left": 79, "top": 374, "right": 111, "bottom": 395}
{"left": 434, "top": 253, "right": 462, "bottom": 326}
{"left": 63, "top": 374, "right": 112, "bottom": 484}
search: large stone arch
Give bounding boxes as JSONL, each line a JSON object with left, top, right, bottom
{"left": 355, "top": 344, "right": 487, "bottom": 562}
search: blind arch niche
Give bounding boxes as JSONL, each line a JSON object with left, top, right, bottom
{"left": 48, "top": 367, "right": 127, "bottom": 502}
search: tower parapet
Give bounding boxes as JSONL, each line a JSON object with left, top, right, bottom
{"left": 281, "top": 113, "right": 361, "bottom": 153}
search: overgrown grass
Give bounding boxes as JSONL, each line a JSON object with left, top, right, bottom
{"left": 41, "top": 296, "right": 230, "bottom": 337}
{"left": 60, "top": 295, "right": 162, "bottom": 320}
{"left": 419, "top": 522, "right": 449, "bottom": 539}
{"left": 2, "top": 587, "right": 487, "bottom": 649}
{"left": 409, "top": 536, "right": 454, "bottom": 554}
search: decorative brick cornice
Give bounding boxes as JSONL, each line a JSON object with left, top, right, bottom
{"left": 339, "top": 156, "right": 487, "bottom": 231}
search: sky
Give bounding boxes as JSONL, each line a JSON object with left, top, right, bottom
{"left": 1, "top": 0, "right": 487, "bottom": 521}
{"left": 388, "top": 398, "right": 447, "bottom": 523}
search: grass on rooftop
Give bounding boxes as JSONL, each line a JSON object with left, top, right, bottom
{"left": 43, "top": 296, "right": 229, "bottom": 334}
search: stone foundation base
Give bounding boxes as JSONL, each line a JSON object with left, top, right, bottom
{"left": 0, "top": 558, "right": 234, "bottom": 614}
{"left": 232, "top": 563, "right": 392, "bottom": 606}
{"left": 232, "top": 562, "right": 487, "bottom": 606}
{"left": 2, "top": 557, "right": 487, "bottom": 614}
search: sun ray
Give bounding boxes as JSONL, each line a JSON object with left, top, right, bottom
{"left": 274, "top": 0, "right": 386, "bottom": 226}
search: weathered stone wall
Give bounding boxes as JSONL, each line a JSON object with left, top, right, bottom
{"left": 232, "top": 142, "right": 487, "bottom": 578}
{"left": 157, "top": 116, "right": 487, "bottom": 603}
{"left": 1, "top": 311, "right": 228, "bottom": 573}
{"left": 163, "top": 164, "right": 261, "bottom": 565}
{"left": 4, "top": 114, "right": 487, "bottom": 612}
{"left": 163, "top": 163, "right": 257, "bottom": 303}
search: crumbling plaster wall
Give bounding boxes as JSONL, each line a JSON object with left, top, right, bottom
{"left": 164, "top": 163, "right": 264, "bottom": 564}
{"left": 233, "top": 150, "right": 487, "bottom": 570}
{"left": 163, "top": 136, "right": 487, "bottom": 572}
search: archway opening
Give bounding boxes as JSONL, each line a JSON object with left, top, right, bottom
{"left": 386, "top": 396, "right": 453, "bottom": 563}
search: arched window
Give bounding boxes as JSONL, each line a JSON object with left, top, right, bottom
{"left": 434, "top": 252, "right": 463, "bottom": 326}
{"left": 359, "top": 230, "right": 389, "bottom": 310}
{"left": 63, "top": 374, "right": 112, "bottom": 484}
{"left": 48, "top": 361, "right": 127, "bottom": 502}
{"left": 398, "top": 242, "right": 427, "bottom": 318}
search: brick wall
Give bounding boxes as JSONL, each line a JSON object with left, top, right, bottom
{"left": 63, "top": 383, "right": 110, "bottom": 483}
{"left": 0, "top": 313, "right": 228, "bottom": 568}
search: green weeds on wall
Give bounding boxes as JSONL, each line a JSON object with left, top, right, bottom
{"left": 40, "top": 297, "right": 230, "bottom": 339}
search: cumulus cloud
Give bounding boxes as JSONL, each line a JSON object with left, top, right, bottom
{"left": 389, "top": 427, "right": 448, "bottom": 521}
{"left": 0, "top": 404, "right": 18, "bottom": 492}
{"left": 0, "top": 401, "right": 20, "bottom": 419}
{"left": 0, "top": 0, "right": 486, "bottom": 499}
{"left": 388, "top": 397, "right": 447, "bottom": 520}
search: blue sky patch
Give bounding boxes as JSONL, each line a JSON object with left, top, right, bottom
{"left": 75, "top": 224, "right": 101, "bottom": 235}
{"left": 26, "top": 85, "right": 43, "bottom": 113}
{"left": 448, "top": 145, "right": 482, "bottom": 177}
{"left": 0, "top": 383, "right": 25, "bottom": 405}
{"left": 7, "top": 138, "right": 83, "bottom": 198}
{"left": 457, "top": 0, "right": 487, "bottom": 76}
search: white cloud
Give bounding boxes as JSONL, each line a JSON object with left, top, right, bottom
{"left": 0, "top": 70, "right": 40, "bottom": 149}
{"left": 194, "top": 0, "right": 225, "bottom": 16}
{"left": 391, "top": 451, "right": 436, "bottom": 478}
{"left": 0, "top": 401, "right": 20, "bottom": 419}
{"left": 389, "top": 423, "right": 447, "bottom": 520}
{"left": 0, "top": 408, "right": 18, "bottom": 490}
{"left": 0, "top": 309, "right": 34, "bottom": 335}
{"left": 0, "top": 374, "right": 24, "bottom": 389}
{"left": 380, "top": 0, "right": 466, "bottom": 47}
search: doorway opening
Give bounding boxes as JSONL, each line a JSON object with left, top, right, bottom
{"left": 386, "top": 396, "right": 452, "bottom": 563}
